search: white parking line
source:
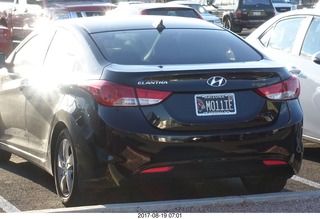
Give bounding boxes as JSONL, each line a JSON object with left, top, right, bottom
{"left": 291, "top": 175, "right": 320, "bottom": 189}
{"left": 0, "top": 195, "right": 20, "bottom": 212}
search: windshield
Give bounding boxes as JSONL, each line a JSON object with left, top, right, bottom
{"left": 92, "top": 29, "right": 262, "bottom": 65}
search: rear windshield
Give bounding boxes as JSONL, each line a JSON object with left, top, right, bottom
{"left": 92, "top": 29, "right": 262, "bottom": 65}
{"left": 143, "top": 8, "right": 199, "bottom": 18}
{"left": 242, "top": 0, "right": 272, "bottom": 6}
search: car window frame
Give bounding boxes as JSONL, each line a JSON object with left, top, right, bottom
{"left": 8, "top": 29, "right": 55, "bottom": 76}
{"left": 300, "top": 15, "right": 320, "bottom": 58}
{"left": 257, "top": 15, "right": 311, "bottom": 56}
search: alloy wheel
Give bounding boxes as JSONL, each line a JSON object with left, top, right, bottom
{"left": 56, "top": 138, "right": 75, "bottom": 197}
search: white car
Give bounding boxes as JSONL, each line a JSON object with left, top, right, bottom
{"left": 246, "top": 9, "right": 320, "bottom": 143}
{"left": 272, "top": 0, "right": 297, "bottom": 15}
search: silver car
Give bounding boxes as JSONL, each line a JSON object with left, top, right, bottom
{"left": 166, "top": 1, "right": 222, "bottom": 26}
{"left": 246, "top": 9, "right": 320, "bottom": 143}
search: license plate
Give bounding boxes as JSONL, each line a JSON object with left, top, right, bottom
{"left": 195, "top": 93, "right": 237, "bottom": 116}
{"left": 253, "top": 11, "right": 261, "bottom": 16}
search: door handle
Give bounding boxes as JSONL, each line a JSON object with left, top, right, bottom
{"left": 288, "top": 66, "right": 301, "bottom": 75}
{"left": 19, "top": 79, "right": 29, "bottom": 90}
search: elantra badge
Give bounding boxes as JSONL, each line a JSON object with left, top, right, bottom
{"left": 207, "top": 76, "right": 227, "bottom": 87}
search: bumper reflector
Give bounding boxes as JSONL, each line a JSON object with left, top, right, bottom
{"left": 263, "top": 160, "right": 287, "bottom": 166}
{"left": 140, "top": 166, "right": 174, "bottom": 174}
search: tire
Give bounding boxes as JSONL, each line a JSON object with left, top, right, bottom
{"left": 241, "top": 174, "right": 288, "bottom": 194}
{"left": 53, "top": 128, "right": 83, "bottom": 206}
{"left": 223, "top": 17, "right": 242, "bottom": 33}
{"left": 223, "top": 17, "right": 232, "bottom": 30}
{"left": 0, "top": 17, "right": 8, "bottom": 27}
{"left": 0, "top": 149, "right": 11, "bottom": 162}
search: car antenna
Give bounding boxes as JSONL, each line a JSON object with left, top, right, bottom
{"left": 143, "top": 19, "right": 166, "bottom": 61}
{"left": 154, "top": 19, "right": 165, "bottom": 34}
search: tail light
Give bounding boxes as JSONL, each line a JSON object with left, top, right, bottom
{"left": 255, "top": 75, "right": 300, "bottom": 100}
{"left": 1, "top": 28, "right": 11, "bottom": 41}
{"left": 80, "top": 80, "right": 172, "bottom": 107}
{"left": 263, "top": 160, "right": 287, "bottom": 166}
{"left": 236, "top": 9, "right": 242, "bottom": 18}
{"left": 140, "top": 10, "right": 148, "bottom": 15}
{"left": 140, "top": 166, "right": 174, "bottom": 174}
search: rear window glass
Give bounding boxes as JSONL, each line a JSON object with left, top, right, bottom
{"left": 144, "top": 8, "right": 199, "bottom": 18}
{"left": 242, "top": 0, "right": 272, "bottom": 6}
{"left": 92, "top": 29, "right": 262, "bottom": 65}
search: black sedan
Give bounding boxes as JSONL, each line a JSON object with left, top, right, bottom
{"left": 0, "top": 15, "right": 303, "bottom": 206}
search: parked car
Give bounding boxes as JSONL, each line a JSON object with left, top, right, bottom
{"left": 0, "top": 15, "right": 303, "bottom": 206}
{"left": 246, "top": 9, "right": 320, "bottom": 144}
{"left": 272, "top": 0, "right": 297, "bottom": 15}
{"left": 106, "top": 3, "right": 203, "bottom": 18}
{"left": 0, "top": 0, "right": 116, "bottom": 42}
{"left": 0, "top": 24, "right": 12, "bottom": 57}
{"left": 206, "top": 0, "right": 275, "bottom": 33}
{"left": 313, "top": 2, "right": 320, "bottom": 9}
{"left": 117, "top": 0, "right": 144, "bottom": 6}
{"left": 166, "top": 1, "right": 222, "bottom": 26}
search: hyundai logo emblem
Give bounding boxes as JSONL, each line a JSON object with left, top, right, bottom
{"left": 207, "top": 76, "right": 227, "bottom": 87}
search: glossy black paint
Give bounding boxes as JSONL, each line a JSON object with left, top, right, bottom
{"left": 0, "top": 16, "right": 303, "bottom": 200}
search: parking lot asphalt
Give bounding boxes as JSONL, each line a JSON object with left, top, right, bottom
{"left": 25, "top": 190, "right": 320, "bottom": 213}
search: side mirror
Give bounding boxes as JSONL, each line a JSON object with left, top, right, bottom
{"left": 0, "top": 52, "right": 5, "bottom": 69}
{"left": 312, "top": 51, "right": 320, "bottom": 65}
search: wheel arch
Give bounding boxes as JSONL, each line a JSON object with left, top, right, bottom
{"left": 50, "top": 121, "right": 68, "bottom": 174}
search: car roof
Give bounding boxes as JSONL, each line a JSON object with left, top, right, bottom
{"left": 257, "top": 8, "right": 320, "bottom": 27}
{"left": 166, "top": 1, "right": 202, "bottom": 5}
{"left": 117, "top": 1, "right": 144, "bottom": 6}
{"left": 271, "top": 8, "right": 320, "bottom": 17}
{"left": 117, "top": 2, "right": 194, "bottom": 10}
{"left": 247, "top": 8, "right": 320, "bottom": 41}
{"left": 56, "top": 14, "right": 222, "bottom": 33}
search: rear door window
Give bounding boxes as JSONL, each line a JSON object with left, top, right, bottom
{"left": 301, "top": 17, "right": 320, "bottom": 57}
{"left": 259, "top": 17, "right": 304, "bottom": 53}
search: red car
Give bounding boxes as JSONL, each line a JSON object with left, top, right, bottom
{"left": 0, "top": 24, "right": 12, "bottom": 57}
{"left": 0, "top": 0, "right": 116, "bottom": 43}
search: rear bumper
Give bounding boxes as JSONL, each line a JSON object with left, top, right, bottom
{"left": 233, "top": 19, "right": 270, "bottom": 28}
{"left": 77, "top": 100, "right": 303, "bottom": 188}
{"left": 107, "top": 125, "right": 302, "bottom": 186}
